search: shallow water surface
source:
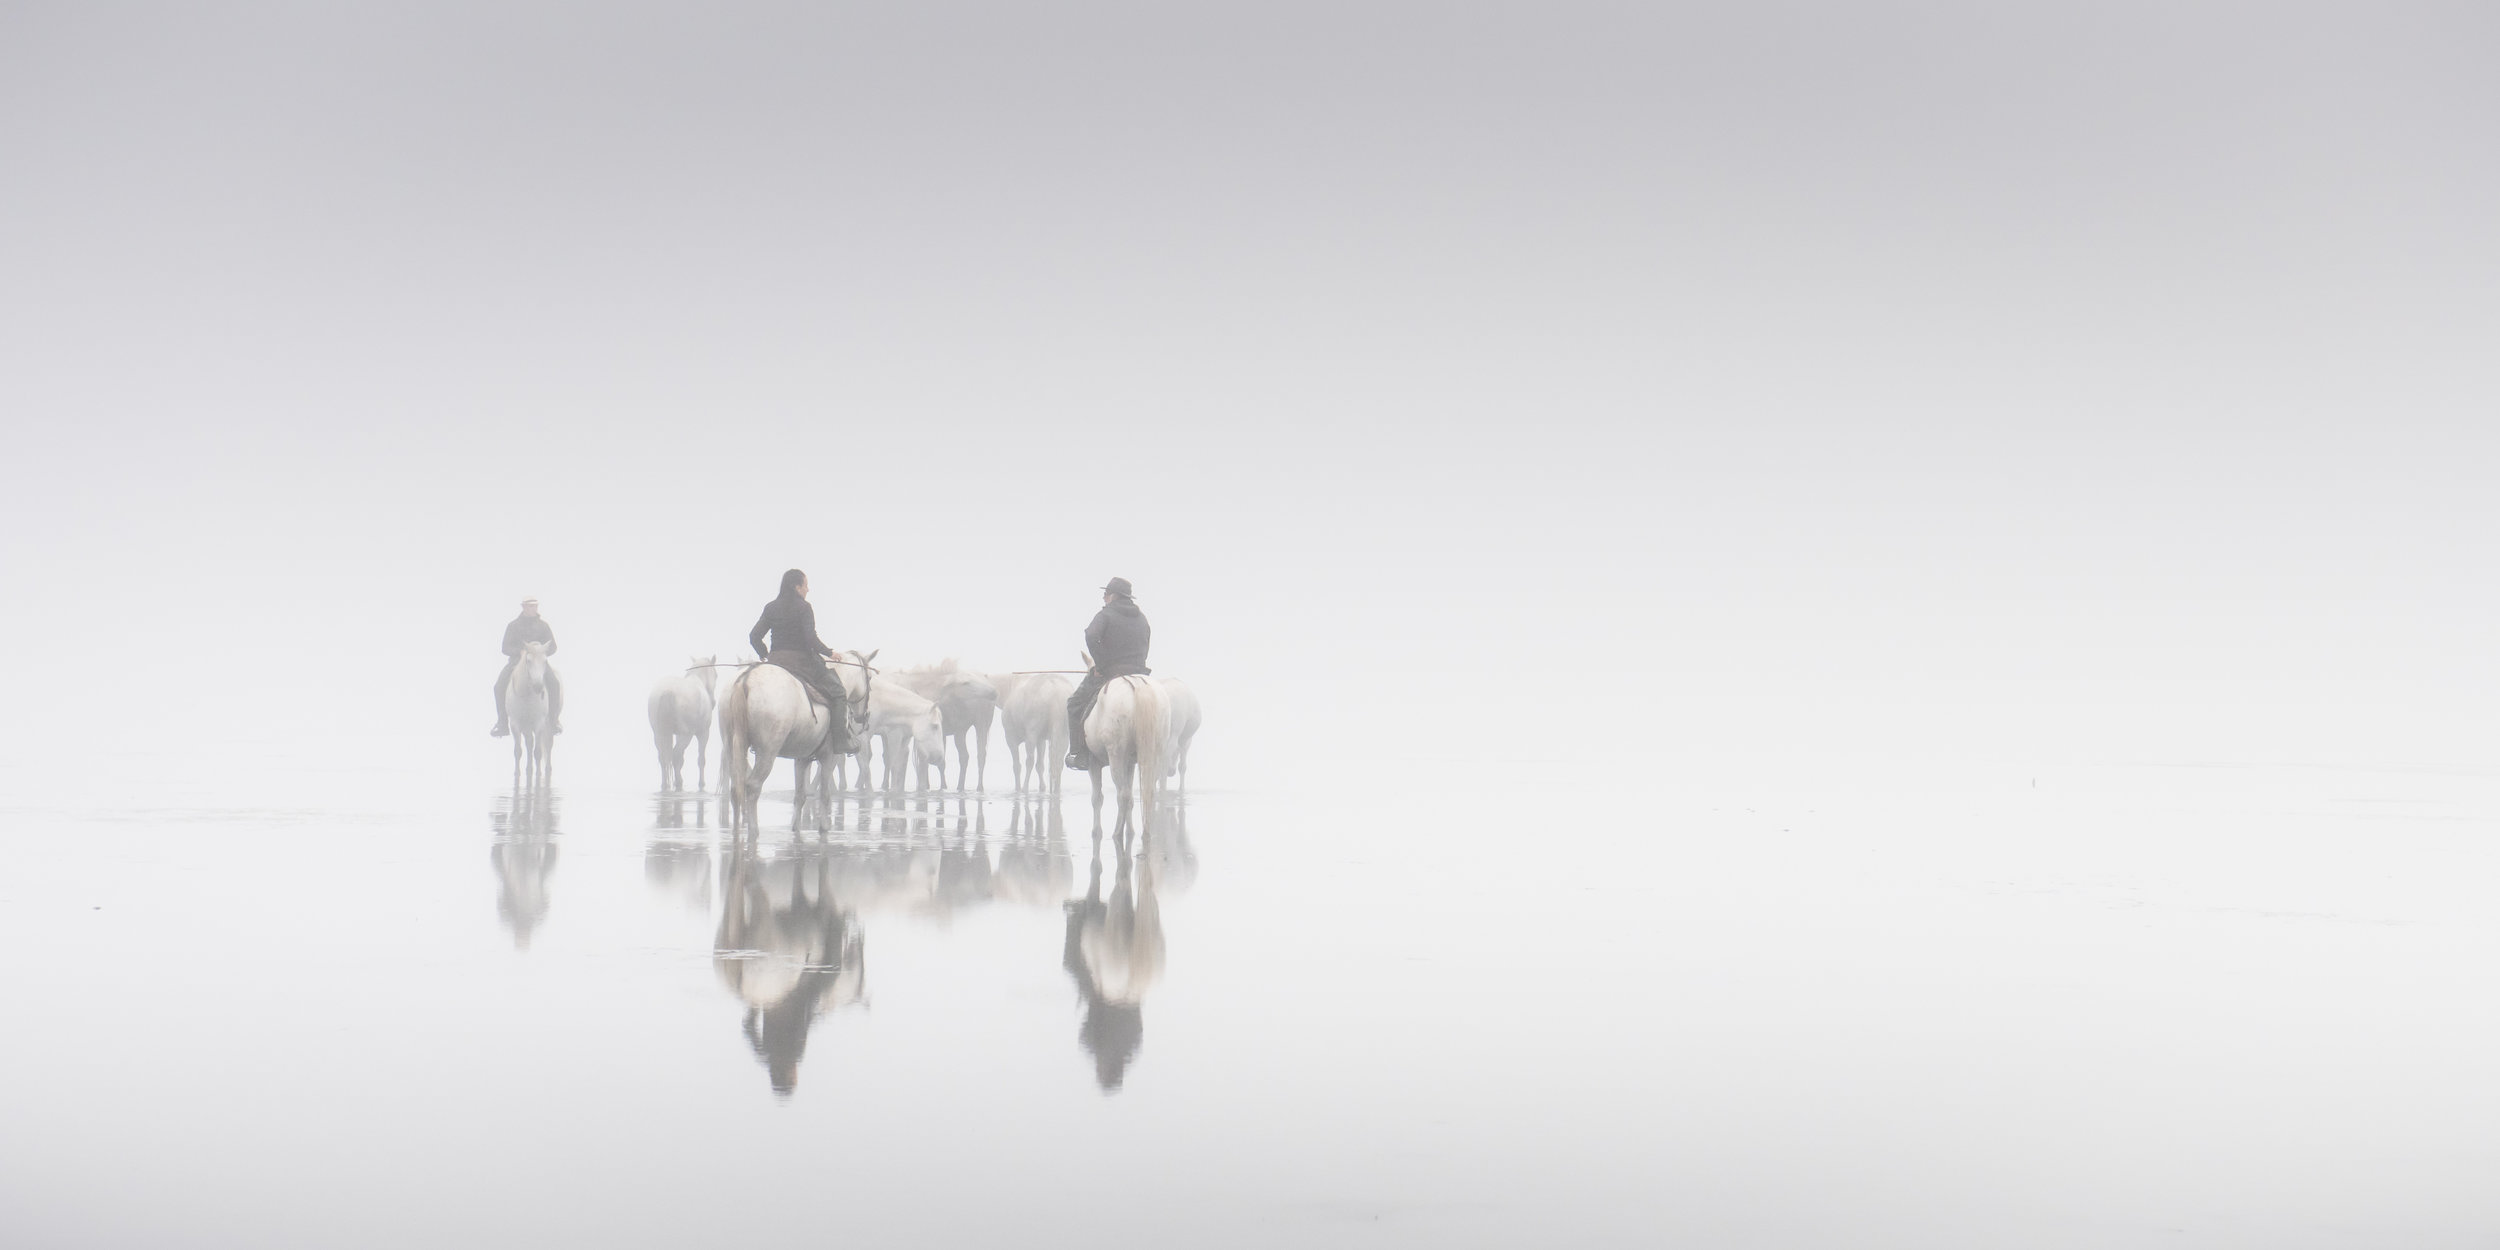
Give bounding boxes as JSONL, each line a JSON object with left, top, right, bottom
{"left": 4, "top": 754, "right": 2499, "bottom": 1247}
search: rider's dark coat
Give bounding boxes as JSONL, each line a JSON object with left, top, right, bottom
{"left": 750, "top": 594, "right": 835, "bottom": 659}
{"left": 750, "top": 593, "right": 847, "bottom": 737}
{"left": 501, "top": 614, "right": 557, "bottom": 657}
{"left": 1083, "top": 599, "right": 1151, "bottom": 675}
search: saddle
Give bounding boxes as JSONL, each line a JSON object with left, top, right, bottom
{"left": 760, "top": 652, "right": 853, "bottom": 744}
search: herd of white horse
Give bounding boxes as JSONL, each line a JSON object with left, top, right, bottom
{"left": 625, "top": 652, "right": 1201, "bottom": 837}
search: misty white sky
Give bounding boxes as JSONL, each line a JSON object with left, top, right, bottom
{"left": 3, "top": 2, "right": 2494, "bottom": 781}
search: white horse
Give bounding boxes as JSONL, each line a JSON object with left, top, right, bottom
{"left": 1077, "top": 673, "right": 1169, "bottom": 838}
{"left": 1151, "top": 676, "right": 1201, "bottom": 792}
{"left": 646, "top": 655, "right": 720, "bottom": 792}
{"left": 721, "top": 653, "right": 872, "bottom": 835}
{"left": 857, "top": 682, "right": 945, "bottom": 793}
{"left": 995, "top": 672, "right": 1073, "bottom": 794}
{"left": 893, "top": 661, "right": 999, "bottom": 791}
{"left": 504, "top": 642, "right": 556, "bottom": 790}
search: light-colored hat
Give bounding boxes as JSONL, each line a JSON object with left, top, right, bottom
{"left": 521, "top": 597, "right": 539, "bottom": 606}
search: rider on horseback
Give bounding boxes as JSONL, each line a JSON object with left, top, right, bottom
{"left": 1066, "top": 576, "right": 1151, "bottom": 771}
{"left": 750, "top": 569, "right": 850, "bottom": 724}
{"left": 491, "top": 597, "right": 562, "bottom": 736}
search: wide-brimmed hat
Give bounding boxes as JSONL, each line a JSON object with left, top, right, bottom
{"left": 1100, "top": 577, "right": 1133, "bottom": 598}
{"left": 520, "top": 597, "right": 539, "bottom": 607}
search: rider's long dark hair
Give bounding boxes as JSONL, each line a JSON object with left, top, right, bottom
{"left": 778, "top": 568, "right": 807, "bottom": 598}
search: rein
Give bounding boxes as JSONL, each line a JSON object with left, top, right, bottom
{"left": 688, "top": 658, "right": 879, "bottom": 674}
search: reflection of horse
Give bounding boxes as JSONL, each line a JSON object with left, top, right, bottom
{"left": 995, "top": 796, "right": 1074, "bottom": 905}
{"left": 647, "top": 795, "right": 713, "bottom": 911}
{"left": 1063, "top": 811, "right": 1165, "bottom": 1092}
{"left": 714, "top": 845, "right": 865, "bottom": 1097}
{"left": 647, "top": 656, "right": 719, "bottom": 792}
{"left": 721, "top": 652, "right": 872, "bottom": 835}
{"left": 893, "top": 662, "right": 999, "bottom": 791}
{"left": 997, "top": 673, "right": 1073, "bottom": 795}
{"left": 505, "top": 643, "right": 556, "bottom": 790}
{"left": 489, "top": 792, "right": 561, "bottom": 949}
{"left": 1078, "top": 675, "right": 1168, "bottom": 838}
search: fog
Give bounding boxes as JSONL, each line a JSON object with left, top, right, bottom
{"left": 3, "top": 3, "right": 2497, "bottom": 1245}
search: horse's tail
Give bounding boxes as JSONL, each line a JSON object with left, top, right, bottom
{"left": 721, "top": 670, "right": 754, "bottom": 825}
{"left": 1131, "top": 676, "right": 1168, "bottom": 814}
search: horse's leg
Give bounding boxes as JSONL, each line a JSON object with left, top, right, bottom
{"left": 820, "top": 750, "right": 840, "bottom": 830}
{"left": 976, "top": 725, "right": 990, "bottom": 792}
{"left": 696, "top": 725, "right": 710, "bottom": 792}
{"left": 748, "top": 752, "right": 777, "bottom": 836}
{"left": 1088, "top": 763, "right": 1105, "bottom": 834}
{"left": 814, "top": 752, "right": 832, "bottom": 834}
{"left": 1114, "top": 754, "right": 1134, "bottom": 843}
{"left": 791, "top": 757, "right": 813, "bottom": 833}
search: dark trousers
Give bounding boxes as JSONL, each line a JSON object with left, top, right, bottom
{"left": 1066, "top": 665, "right": 1148, "bottom": 765}
{"left": 494, "top": 658, "right": 564, "bottom": 724}
{"left": 767, "top": 651, "right": 852, "bottom": 743}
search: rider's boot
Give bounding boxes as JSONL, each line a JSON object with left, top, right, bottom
{"left": 491, "top": 720, "right": 508, "bottom": 737}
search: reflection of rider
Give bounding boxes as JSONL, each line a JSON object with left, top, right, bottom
{"left": 491, "top": 596, "right": 562, "bottom": 736}
{"left": 1065, "top": 577, "right": 1151, "bottom": 770}
{"left": 489, "top": 796, "right": 560, "bottom": 949}
{"left": 1063, "top": 837, "right": 1163, "bottom": 1091}
{"left": 716, "top": 845, "right": 864, "bottom": 1097}
{"left": 749, "top": 569, "right": 850, "bottom": 729}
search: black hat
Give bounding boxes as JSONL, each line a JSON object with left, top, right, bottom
{"left": 1101, "top": 577, "right": 1134, "bottom": 598}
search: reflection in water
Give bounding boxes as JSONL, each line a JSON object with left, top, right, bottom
{"left": 1064, "top": 801, "right": 1170, "bottom": 1092}
{"left": 489, "top": 792, "right": 561, "bottom": 949}
{"left": 688, "top": 790, "right": 1196, "bottom": 1097}
{"left": 646, "top": 796, "right": 715, "bottom": 913}
{"left": 715, "top": 846, "right": 865, "bottom": 1097}
{"left": 995, "top": 796, "right": 1075, "bottom": 906}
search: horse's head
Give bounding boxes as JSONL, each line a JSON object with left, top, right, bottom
{"left": 843, "top": 649, "right": 879, "bottom": 743}
{"left": 691, "top": 655, "right": 719, "bottom": 693}
{"left": 911, "top": 701, "right": 945, "bottom": 762}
